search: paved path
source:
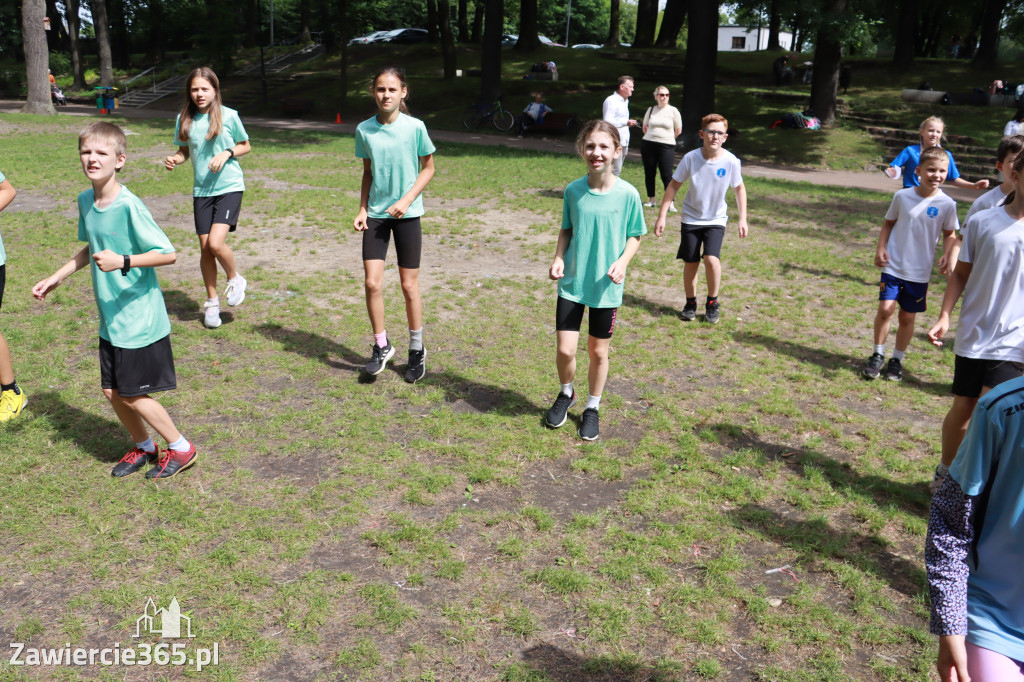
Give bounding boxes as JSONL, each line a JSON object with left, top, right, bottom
{"left": 0, "top": 100, "right": 987, "bottom": 203}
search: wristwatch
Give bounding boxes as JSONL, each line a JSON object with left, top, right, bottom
{"left": 121, "top": 255, "right": 130, "bottom": 276}
{"left": 226, "top": 148, "right": 235, "bottom": 158}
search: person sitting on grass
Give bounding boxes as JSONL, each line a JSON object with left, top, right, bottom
{"left": 32, "top": 122, "right": 196, "bottom": 480}
{"left": 863, "top": 146, "right": 958, "bottom": 382}
{"left": 517, "top": 92, "right": 553, "bottom": 138}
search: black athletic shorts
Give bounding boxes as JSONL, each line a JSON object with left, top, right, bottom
{"left": 362, "top": 216, "right": 422, "bottom": 269}
{"left": 951, "top": 355, "right": 1024, "bottom": 398}
{"left": 677, "top": 223, "right": 726, "bottom": 262}
{"left": 0, "top": 264, "right": 5, "bottom": 310}
{"left": 99, "top": 335, "right": 177, "bottom": 397}
{"left": 555, "top": 296, "right": 617, "bottom": 339}
{"left": 193, "top": 191, "right": 243, "bottom": 235}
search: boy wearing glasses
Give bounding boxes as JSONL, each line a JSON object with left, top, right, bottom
{"left": 654, "top": 113, "right": 747, "bottom": 323}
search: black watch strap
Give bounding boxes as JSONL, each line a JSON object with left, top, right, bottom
{"left": 121, "top": 254, "right": 130, "bottom": 276}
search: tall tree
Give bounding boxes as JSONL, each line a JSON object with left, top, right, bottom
{"left": 471, "top": 0, "right": 483, "bottom": 41}
{"left": 107, "top": 0, "right": 130, "bottom": 68}
{"left": 67, "top": 0, "right": 87, "bottom": 90}
{"left": 681, "top": 0, "right": 718, "bottom": 148}
{"left": 891, "top": 0, "right": 917, "bottom": 68}
{"left": 809, "top": 0, "right": 848, "bottom": 126}
{"left": 480, "top": 0, "right": 502, "bottom": 102}
{"left": 972, "top": 0, "right": 1007, "bottom": 69}
{"left": 426, "top": 0, "right": 439, "bottom": 41}
{"left": 767, "top": 0, "right": 782, "bottom": 49}
{"left": 655, "top": 0, "right": 687, "bottom": 47}
{"left": 298, "top": 0, "right": 312, "bottom": 44}
{"left": 21, "top": 0, "right": 55, "bottom": 114}
{"left": 44, "top": 0, "right": 70, "bottom": 52}
{"left": 438, "top": 0, "right": 457, "bottom": 77}
{"left": 89, "top": 0, "right": 113, "bottom": 87}
{"left": 633, "top": 0, "right": 658, "bottom": 47}
{"left": 458, "top": 0, "right": 469, "bottom": 41}
{"left": 607, "top": 0, "right": 621, "bottom": 45}
{"left": 516, "top": 0, "right": 540, "bottom": 51}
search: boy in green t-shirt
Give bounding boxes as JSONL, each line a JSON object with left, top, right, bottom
{"left": 33, "top": 122, "right": 197, "bottom": 479}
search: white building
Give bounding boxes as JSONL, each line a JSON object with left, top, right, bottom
{"left": 717, "top": 26, "right": 792, "bottom": 52}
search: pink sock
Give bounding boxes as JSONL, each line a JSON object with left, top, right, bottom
{"left": 374, "top": 331, "right": 388, "bottom": 349}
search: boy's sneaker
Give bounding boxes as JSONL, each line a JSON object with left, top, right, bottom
{"left": 545, "top": 391, "right": 576, "bottom": 428}
{"left": 364, "top": 342, "right": 395, "bottom": 376}
{"left": 884, "top": 357, "right": 903, "bottom": 382}
{"left": 578, "top": 408, "right": 600, "bottom": 440}
{"left": 679, "top": 300, "right": 698, "bottom": 322}
{"left": 111, "top": 446, "right": 158, "bottom": 478}
{"left": 405, "top": 348, "right": 426, "bottom": 383}
{"left": 203, "top": 300, "right": 222, "bottom": 329}
{"left": 862, "top": 352, "right": 884, "bottom": 379}
{"left": 0, "top": 389, "right": 27, "bottom": 422}
{"left": 225, "top": 276, "right": 247, "bottom": 306}
{"left": 705, "top": 301, "right": 720, "bottom": 324}
{"left": 145, "top": 444, "right": 198, "bottom": 480}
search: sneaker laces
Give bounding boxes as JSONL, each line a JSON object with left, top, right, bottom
{"left": 224, "top": 281, "right": 237, "bottom": 298}
{"left": 581, "top": 409, "right": 599, "bottom": 428}
{"left": 203, "top": 300, "right": 219, "bottom": 311}
{"left": 118, "top": 447, "right": 150, "bottom": 465}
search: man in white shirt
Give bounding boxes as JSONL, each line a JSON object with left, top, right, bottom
{"left": 602, "top": 76, "right": 637, "bottom": 176}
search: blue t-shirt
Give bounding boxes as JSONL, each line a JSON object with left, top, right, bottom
{"left": 354, "top": 113, "right": 436, "bottom": 219}
{"left": 0, "top": 169, "right": 7, "bottom": 266}
{"left": 890, "top": 145, "right": 961, "bottom": 188}
{"left": 558, "top": 176, "right": 647, "bottom": 309}
{"left": 949, "top": 376, "right": 1024, "bottom": 662}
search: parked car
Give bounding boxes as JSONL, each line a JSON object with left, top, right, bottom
{"left": 349, "top": 30, "right": 389, "bottom": 45}
{"left": 571, "top": 43, "right": 602, "bottom": 49}
{"left": 501, "top": 33, "right": 518, "bottom": 46}
{"left": 379, "top": 28, "right": 429, "bottom": 44}
{"left": 538, "top": 35, "right": 565, "bottom": 47}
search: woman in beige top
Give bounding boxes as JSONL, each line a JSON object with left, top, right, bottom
{"left": 641, "top": 86, "right": 682, "bottom": 211}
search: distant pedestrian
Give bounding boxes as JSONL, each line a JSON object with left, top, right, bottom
{"left": 640, "top": 86, "right": 682, "bottom": 211}
{"left": 1004, "top": 105, "right": 1024, "bottom": 137}
{"left": 885, "top": 116, "right": 989, "bottom": 191}
{"left": 602, "top": 76, "right": 637, "bottom": 176}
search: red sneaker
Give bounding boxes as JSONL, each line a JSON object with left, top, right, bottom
{"left": 145, "top": 444, "right": 198, "bottom": 479}
{"left": 111, "top": 446, "right": 158, "bottom": 478}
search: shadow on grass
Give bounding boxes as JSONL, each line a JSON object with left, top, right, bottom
{"left": 164, "top": 288, "right": 236, "bottom": 326}
{"left": 621, "top": 292, "right": 680, "bottom": 319}
{"left": 255, "top": 323, "right": 365, "bottom": 373}
{"left": 31, "top": 391, "right": 126, "bottom": 463}
{"left": 518, "top": 643, "right": 679, "bottom": 682}
{"left": 426, "top": 369, "right": 540, "bottom": 417}
{"left": 733, "top": 330, "right": 951, "bottom": 395}
{"left": 780, "top": 262, "right": 877, "bottom": 287}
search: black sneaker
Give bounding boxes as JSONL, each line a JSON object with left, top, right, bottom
{"left": 884, "top": 357, "right": 903, "bottom": 382}
{"left": 405, "top": 348, "right": 426, "bottom": 383}
{"left": 545, "top": 391, "right": 576, "bottom": 428}
{"left": 578, "top": 408, "right": 600, "bottom": 440}
{"left": 145, "top": 444, "right": 197, "bottom": 480}
{"left": 679, "top": 300, "right": 697, "bottom": 321}
{"left": 862, "top": 352, "right": 884, "bottom": 380}
{"left": 111, "top": 446, "right": 158, "bottom": 478}
{"left": 364, "top": 342, "right": 395, "bottom": 376}
{"left": 705, "top": 301, "right": 720, "bottom": 324}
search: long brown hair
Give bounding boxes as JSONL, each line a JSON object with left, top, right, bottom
{"left": 177, "top": 67, "right": 224, "bottom": 143}
{"left": 1005, "top": 150, "right": 1024, "bottom": 204}
{"left": 575, "top": 119, "right": 621, "bottom": 157}
{"left": 370, "top": 67, "right": 410, "bottom": 115}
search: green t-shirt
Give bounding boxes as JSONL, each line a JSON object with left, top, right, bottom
{"left": 77, "top": 185, "right": 175, "bottom": 348}
{"left": 354, "top": 113, "right": 436, "bottom": 219}
{"left": 558, "top": 176, "right": 647, "bottom": 309}
{"left": 174, "top": 106, "right": 248, "bottom": 197}
{"left": 0, "top": 169, "right": 7, "bottom": 266}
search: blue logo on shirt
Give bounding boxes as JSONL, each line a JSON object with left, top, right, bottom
{"left": 716, "top": 168, "right": 726, "bottom": 178}
{"left": 927, "top": 207, "right": 939, "bottom": 217}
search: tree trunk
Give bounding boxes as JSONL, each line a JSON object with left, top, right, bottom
{"left": 892, "top": 0, "right": 917, "bottom": 68}
{"left": 426, "top": 0, "right": 439, "bottom": 42}
{"left": 107, "top": 0, "right": 130, "bottom": 68}
{"left": 516, "top": 0, "right": 540, "bottom": 51}
{"left": 792, "top": 8, "right": 805, "bottom": 51}
{"left": 471, "top": 0, "right": 483, "bottom": 42}
{"left": 44, "top": 0, "right": 70, "bottom": 52}
{"left": 298, "top": 0, "right": 312, "bottom": 44}
{"left": 67, "top": 0, "right": 87, "bottom": 90}
{"left": 655, "top": 0, "right": 687, "bottom": 47}
{"left": 681, "top": 0, "right": 717, "bottom": 149}
{"left": 90, "top": 0, "right": 114, "bottom": 87}
{"left": 607, "top": 0, "right": 621, "bottom": 46}
{"left": 809, "top": 0, "right": 848, "bottom": 126}
{"left": 480, "top": 0, "right": 502, "bottom": 102}
{"left": 633, "top": 0, "right": 658, "bottom": 47}
{"left": 338, "top": 0, "right": 347, "bottom": 111}
{"left": 244, "top": 0, "right": 257, "bottom": 47}
{"left": 458, "top": 0, "right": 469, "bottom": 41}
{"left": 972, "top": 0, "right": 1007, "bottom": 70}
{"left": 22, "top": 0, "right": 55, "bottom": 115}
{"left": 319, "top": 0, "right": 335, "bottom": 53}
{"left": 767, "top": 0, "right": 781, "bottom": 50}
{"left": 438, "top": 0, "right": 457, "bottom": 77}
{"left": 146, "top": 0, "right": 165, "bottom": 62}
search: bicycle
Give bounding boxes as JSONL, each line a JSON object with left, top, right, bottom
{"left": 462, "top": 96, "right": 516, "bottom": 132}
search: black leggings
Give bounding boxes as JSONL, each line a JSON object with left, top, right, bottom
{"left": 641, "top": 140, "right": 675, "bottom": 198}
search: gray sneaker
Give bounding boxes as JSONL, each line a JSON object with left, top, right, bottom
{"left": 405, "top": 348, "right": 426, "bottom": 383}
{"left": 364, "top": 342, "right": 395, "bottom": 376}
{"left": 704, "top": 301, "right": 720, "bottom": 324}
{"left": 578, "top": 408, "right": 600, "bottom": 440}
{"left": 862, "top": 352, "right": 884, "bottom": 379}
{"left": 679, "top": 299, "right": 697, "bottom": 321}
{"left": 884, "top": 357, "right": 903, "bottom": 382}
{"left": 545, "top": 391, "right": 576, "bottom": 428}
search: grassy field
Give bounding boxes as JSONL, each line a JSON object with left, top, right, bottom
{"left": 0, "top": 110, "right": 967, "bottom": 681}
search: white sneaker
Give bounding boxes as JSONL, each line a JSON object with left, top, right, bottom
{"left": 225, "top": 275, "right": 247, "bottom": 306}
{"left": 203, "top": 300, "right": 222, "bottom": 328}
{"left": 643, "top": 200, "right": 656, "bottom": 208}
{"left": 668, "top": 203, "right": 679, "bottom": 213}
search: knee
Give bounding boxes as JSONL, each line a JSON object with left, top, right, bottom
{"left": 364, "top": 276, "right": 383, "bottom": 295}
{"left": 556, "top": 345, "right": 576, "bottom": 363}
{"left": 400, "top": 278, "right": 420, "bottom": 299}
{"left": 102, "top": 388, "right": 115, "bottom": 402}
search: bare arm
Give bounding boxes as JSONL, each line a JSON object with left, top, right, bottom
{"left": 164, "top": 145, "right": 190, "bottom": 171}
{"left": 388, "top": 154, "right": 435, "bottom": 219}
{"left": 950, "top": 177, "right": 989, "bottom": 191}
{"left": 353, "top": 159, "right": 373, "bottom": 231}
{"left": 91, "top": 249, "right": 176, "bottom": 273}
{"left": 874, "top": 219, "right": 896, "bottom": 267}
{"left": 654, "top": 179, "right": 683, "bottom": 238}
{"left": 607, "top": 236, "right": 642, "bottom": 284}
{"left": 32, "top": 247, "right": 91, "bottom": 300}
{"left": 938, "top": 230, "right": 956, "bottom": 275}
{"left": 0, "top": 179, "right": 16, "bottom": 212}
{"left": 928, "top": 260, "right": 972, "bottom": 346}
{"left": 549, "top": 228, "right": 572, "bottom": 280}
{"left": 734, "top": 182, "right": 748, "bottom": 237}
{"left": 209, "top": 139, "right": 252, "bottom": 173}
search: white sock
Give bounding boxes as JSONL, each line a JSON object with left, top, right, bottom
{"left": 586, "top": 394, "right": 601, "bottom": 410}
{"left": 207, "top": 296, "right": 219, "bottom": 305}
{"left": 892, "top": 349, "right": 906, "bottom": 361}
{"left": 136, "top": 437, "right": 156, "bottom": 453}
{"left": 167, "top": 435, "right": 190, "bottom": 452}
{"left": 873, "top": 344, "right": 885, "bottom": 355}
{"left": 561, "top": 382, "right": 574, "bottom": 397}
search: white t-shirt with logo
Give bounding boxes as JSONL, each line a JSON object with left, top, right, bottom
{"left": 672, "top": 148, "right": 743, "bottom": 226}
{"left": 963, "top": 185, "right": 1009, "bottom": 236}
{"left": 882, "top": 188, "right": 958, "bottom": 283}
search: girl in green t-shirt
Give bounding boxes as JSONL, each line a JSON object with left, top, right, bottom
{"left": 165, "top": 67, "right": 251, "bottom": 329}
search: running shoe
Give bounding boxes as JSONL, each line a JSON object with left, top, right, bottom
{"left": 862, "top": 352, "right": 884, "bottom": 380}
{"left": 145, "top": 444, "right": 198, "bottom": 479}
{"left": 679, "top": 300, "right": 697, "bottom": 322}
{"left": 203, "top": 300, "right": 222, "bottom": 329}
{"left": 545, "top": 391, "right": 576, "bottom": 428}
{"left": 0, "top": 389, "right": 27, "bottom": 422}
{"left": 705, "top": 301, "right": 721, "bottom": 324}
{"left": 643, "top": 200, "right": 657, "bottom": 208}
{"left": 578, "top": 408, "right": 600, "bottom": 440}
{"left": 364, "top": 342, "right": 395, "bottom": 376}
{"left": 884, "top": 357, "right": 903, "bottom": 382}
{"left": 405, "top": 348, "right": 426, "bottom": 383}
{"left": 111, "top": 446, "right": 158, "bottom": 477}
{"left": 225, "top": 275, "right": 247, "bottom": 306}
{"left": 668, "top": 202, "right": 679, "bottom": 213}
